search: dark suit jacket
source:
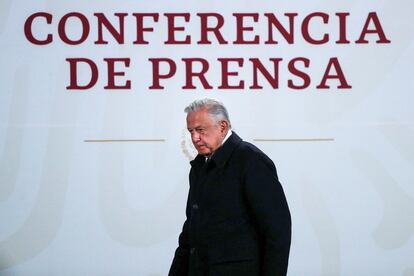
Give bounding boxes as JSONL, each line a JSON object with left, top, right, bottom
{"left": 169, "top": 132, "right": 291, "bottom": 276}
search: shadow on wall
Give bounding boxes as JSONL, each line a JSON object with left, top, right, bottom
{"left": 301, "top": 177, "right": 341, "bottom": 276}
{"left": 351, "top": 148, "right": 414, "bottom": 250}
{"left": 0, "top": 66, "right": 74, "bottom": 270}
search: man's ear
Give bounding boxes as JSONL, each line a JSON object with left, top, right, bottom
{"left": 220, "top": 120, "right": 229, "bottom": 133}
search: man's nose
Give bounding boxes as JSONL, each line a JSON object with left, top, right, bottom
{"left": 191, "top": 132, "right": 200, "bottom": 143}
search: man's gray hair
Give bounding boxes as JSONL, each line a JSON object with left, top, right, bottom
{"left": 184, "top": 98, "right": 232, "bottom": 128}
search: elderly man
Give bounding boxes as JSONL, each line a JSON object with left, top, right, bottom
{"left": 169, "top": 99, "right": 291, "bottom": 276}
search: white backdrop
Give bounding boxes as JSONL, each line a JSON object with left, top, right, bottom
{"left": 1, "top": 1, "right": 414, "bottom": 275}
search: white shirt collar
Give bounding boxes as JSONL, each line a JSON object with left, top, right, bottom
{"left": 222, "top": 129, "right": 232, "bottom": 145}
{"left": 205, "top": 129, "right": 232, "bottom": 162}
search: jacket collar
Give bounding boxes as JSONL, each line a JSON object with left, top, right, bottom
{"left": 190, "top": 132, "right": 242, "bottom": 168}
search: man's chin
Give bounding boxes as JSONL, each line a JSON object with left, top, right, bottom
{"left": 196, "top": 148, "right": 211, "bottom": 156}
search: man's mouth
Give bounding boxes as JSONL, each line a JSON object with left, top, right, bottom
{"left": 196, "top": 144, "right": 208, "bottom": 151}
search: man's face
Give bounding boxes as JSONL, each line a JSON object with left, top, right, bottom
{"left": 186, "top": 108, "right": 227, "bottom": 156}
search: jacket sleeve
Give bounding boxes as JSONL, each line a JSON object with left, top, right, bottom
{"left": 243, "top": 152, "right": 292, "bottom": 276}
{"left": 168, "top": 219, "right": 190, "bottom": 276}
{"left": 169, "top": 172, "right": 194, "bottom": 276}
